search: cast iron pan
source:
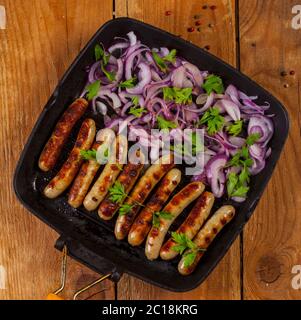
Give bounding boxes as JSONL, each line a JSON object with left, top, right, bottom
{"left": 13, "top": 18, "right": 289, "bottom": 292}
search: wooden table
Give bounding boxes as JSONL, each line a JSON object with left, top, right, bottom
{"left": 0, "top": 0, "right": 300, "bottom": 300}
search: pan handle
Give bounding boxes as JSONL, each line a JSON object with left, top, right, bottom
{"left": 54, "top": 236, "right": 123, "bottom": 283}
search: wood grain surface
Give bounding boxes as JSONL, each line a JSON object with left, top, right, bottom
{"left": 239, "top": 0, "right": 301, "bottom": 300}
{"left": 0, "top": 0, "right": 300, "bottom": 300}
{"left": 115, "top": 0, "right": 241, "bottom": 300}
{"left": 0, "top": 0, "right": 114, "bottom": 300}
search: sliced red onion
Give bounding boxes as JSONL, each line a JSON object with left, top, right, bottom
{"left": 249, "top": 143, "right": 266, "bottom": 161}
{"left": 171, "top": 66, "right": 193, "bottom": 88}
{"left": 228, "top": 136, "right": 246, "bottom": 148}
{"left": 115, "top": 58, "right": 124, "bottom": 82}
{"left": 196, "top": 93, "right": 208, "bottom": 105}
{"left": 98, "top": 90, "right": 121, "bottom": 109}
{"left": 265, "top": 147, "right": 272, "bottom": 158}
{"left": 220, "top": 99, "right": 241, "bottom": 121}
{"left": 151, "top": 69, "right": 162, "bottom": 81}
{"left": 249, "top": 157, "right": 266, "bottom": 175}
{"left": 183, "top": 62, "right": 204, "bottom": 86}
{"left": 127, "top": 31, "right": 137, "bottom": 46}
{"left": 231, "top": 196, "right": 246, "bottom": 203}
{"left": 239, "top": 91, "right": 258, "bottom": 101}
{"left": 95, "top": 101, "right": 108, "bottom": 115}
{"left": 88, "top": 61, "right": 101, "bottom": 83}
{"left": 195, "top": 92, "right": 215, "bottom": 113}
{"left": 225, "top": 84, "right": 241, "bottom": 106}
{"left": 126, "top": 62, "right": 152, "bottom": 94}
{"left": 120, "top": 101, "right": 132, "bottom": 117}
{"left": 108, "top": 41, "right": 129, "bottom": 54}
{"left": 160, "top": 47, "right": 170, "bottom": 56}
{"left": 125, "top": 48, "right": 148, "bottom": 80}
{"left": 206, "top": 154, "right": 228, "bottom": 198}
{"left": 248, "top": 115, "right": 274, "bottom": 145}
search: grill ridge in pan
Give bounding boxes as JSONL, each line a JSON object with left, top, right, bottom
{"left": 13, "top": 18, "right": 289, "bottom": 292}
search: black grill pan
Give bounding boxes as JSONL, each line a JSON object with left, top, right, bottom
{"left": 13, "top": 18, "right": 289, "bottom": 292}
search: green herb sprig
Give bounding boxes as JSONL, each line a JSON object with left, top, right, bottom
{"left": 199, "top": 107, "right": 225, "bottom": 135}
{"left": 171, "top": 232, "right": 206, "bottom": 267}
{"left": 152, "top": 49, "right": 177, "bottom": 72}
{"left": 162, "top": 87, "right": 193, "bottom": 105}
{"left": 157, "top": 115, "right": 177, "bottom": 130}
{"left": 226, "top": 133, "right": 261, "bottom": 198}
{"left": 202, "top": 74, "right": 224, "bottom": 94}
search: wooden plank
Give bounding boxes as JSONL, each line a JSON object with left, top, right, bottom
{"left": 239, "top": 0, "right": 301, "bottom": 299}
{"left": 0, "top": 0, "right": 114, "bottom": 300}
{"left": 115, "top": 0, "right": 241, "bottom": 300}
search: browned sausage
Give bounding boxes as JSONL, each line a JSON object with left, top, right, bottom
{"left": 114, "top": 154, "right": 175, "bottom": 240}
{"left": 145, "top": 182, "right": 205, "bottom": 260}
{"left": 178, "top": 205, "right": 236, "bottom": 275}
{"left": 67, "top": 128, "right": 115, "bottom": 208}
{"left": 128, "top": 168, "right": 182, "bottom": 246}
{"left": 39, "top": 98, "right": 88, "bottom": 171}
{"left": 43, "top": 118, "right": 96, "bottom": 198}
{"left": 98, "top": 150, "right": 145, "bottom": 220}
{"left": 160, "top": 191, "right": 215, "bottom": 260}
{"left": 83, "top": 135, "right": 128, "bottom": 211}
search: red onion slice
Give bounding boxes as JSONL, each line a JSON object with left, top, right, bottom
{"left": 183, "top": 62, "right": 204, "bottom": 86}
{"left": 205, "top": 154, "right": 228, "bottom": 198}
{"left": 126, "top": 62, "right": 152, "bottom": 94}
{"left": 98, "top": 89, "right": 122, "bottom": 109}
{"left": 220, "top": 99, "right": 241, "bottom": 121}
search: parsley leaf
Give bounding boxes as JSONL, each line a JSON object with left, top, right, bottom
{"left": 119, "top": 77, "right": 137, "bottom": 88}
{"left": 172, "top": 232, "right": 206, "bottom": 266}
{"left": 95, "top": 44, "right": 104, "bottom": 61}
{"left": 171, "top": 232, "right": 197, "bottom": 251}
{"left": 227, "top": 120, "right": 243, "bottom": 136}
{"left": 152, "top": 49, "right": 177, "bottom": 72}
{"left": 119, "top": 203, "right": 135, "bottom": 216}
{"left": 226, "top": 132, "right": 261, "bottom": 199}
{"left": 162, "top": 87, "right": 193, "bottom": 105}
{"left": 131, "top": 95, "right": 139, "bottom": 107}
{"left": 246, "top": 133, "right": 261, "bottom": 146}
{"left": 231, "top": 185, "right": 250, "bottom": 197}
{"left": 152, "top": 51, "right": 168, "bottom": 72}
{"left": 199, "top": 107, "right": 224, "bottom": 135}
{"left": 202, "top": 74, "right": 224, "bottom": 94}
{"left": 162, "top": 87, "right": 174, "bottom": 101}
{"left": 163, "top": 49, "right": 177, "bottom": 63}
{"left": 85, "top": 80, "right": 101, "bottom": 100}
{"left": 101, "top": 61, "right": 115, "bottom": 82}
{"left": 80, "top": 149, "right": 97, "bottom": 160}
{"left": 108, "top": 181, "right": 126, "bottom": 204}
{"left": 152, "top": 211, "right": 173, "bottom": 228}
{"left": 129, "top": 106, "right": 147, "bottom": 118}
{"left": 157, "top": 115, "right": 177, "bottom": 130}
{"left": 183, "top": 251, "right": 198, "bottom": 268}
{"left": 226, "top": 172, "right": 239, "bottom": 196}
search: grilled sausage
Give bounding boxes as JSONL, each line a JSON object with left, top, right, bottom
{"left": 98, "top": 150, "right": 145, "bottom": 220}
{"left": 178, "top": 205, "right": 235, "bottom": 276}
{"left": 39, "top": 98, "right": 88, "bottom": 172}
{"left": 128, "top": 168, "right": 182, "bottom": 246}
{"left": 43, "top": 118, "right": 96, "bottom": 199}
{"left": 145, "top": 182, "right": 205, "bottom": 260}
{"left": 67, "top": 128, "right": 116, "bottom": 208}
{"left": 160, "top": 191, "right": 215, "bottom": 260}
{"left": 83, "top": 135, "right": 128, "bottom": 211}
{"left": 114, "top": 154, "right": 175, "bottom": 240}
